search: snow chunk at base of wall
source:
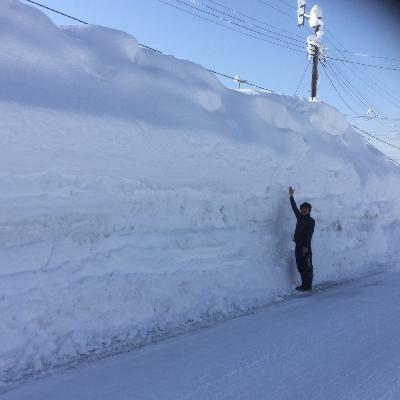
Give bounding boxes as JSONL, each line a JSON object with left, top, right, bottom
{"left": 1, "top": 0, "right": 400, "bottom": 386}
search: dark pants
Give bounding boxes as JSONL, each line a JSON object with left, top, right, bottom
{"left": 295, "top": 244, "right": 313, "bottom": 289}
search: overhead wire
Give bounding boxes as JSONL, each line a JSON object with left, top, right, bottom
{"left": 324, "top": 56, "right": 400, "bottom": 72}
{"left": 321, "top": 47, "right": 400, "bottom": 152}
{"left": 171, "top": 1, "right": 400, "bottom": 73}
{"left": 320, "top": 61, "right": 359, "bottom": 115}
{"left": 202, "top": 0, "right": 305, "bottom": 39}
{"left": 24, "top": 0, "right": 278, "bottom": 93}
{"left": 350, "top": 126, "right": 400, "bottom": 166}
{"left": 169, "top": 0, "right": 304, "bottom": 50}
{"left": 307, "top": 26, "right": 400, "bottom": 137}
{"left": 328, "top": 58, "right": 392, "bottom": 109}
{"left": 22, "top": 0, "right": 400, "bottom": 144}
{"left": 257, "top": 0, "right": 294, "bottom": 19}
{"left": 328, "top": 63, "right": 400, "bottom": 133}
{"left": 187, "top": 0, "right": 305, "bottom": 44}
{"left": 293, "top": 59, "right": 310, "bottom": 96}
{"left": 325, "top": 61, "right": 372, "bottom": 112}
{"left": 323, "top": 28, "right": 400, "bottom": 107}
{"left": 341, "top": 50, "right": 400, "bottom": 64}
{"left": 351, "top": 125, "right": 400, "bottom": 152}
{"left": 324, "top": 27, "right": 400, "bottom": 65}
{"left": 322, "top": 27, "right": 400, "bottom": 139}
{"left": 325, "top": 59, "right": 400, "bottom": 134}
{"left": 353, "top": 62, "right": 400, "bottom": 109}
{"left": 25, "top": 0, "right": 88, "bottom": 23}
{"left": 158, "top": 0, "right": 305, "bottom": 54}
{"left": 275, "top": 0, "right": 297, "bottom": 10}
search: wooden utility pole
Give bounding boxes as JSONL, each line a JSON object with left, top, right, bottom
{"left": 298, "top": 2, "right": 324, "bottom": 101}
{"left": 310, "top": 24, "right": 321, "bottom": 100}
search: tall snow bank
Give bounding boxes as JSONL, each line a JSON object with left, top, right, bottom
{"left": 1, "top": 0, "right": 400, "bottom": 385}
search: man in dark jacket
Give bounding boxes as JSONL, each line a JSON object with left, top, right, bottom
{"left": 289, "top": 186, "right": 315, "bottom": 291}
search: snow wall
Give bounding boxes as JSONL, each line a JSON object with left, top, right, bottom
{"left": 1, "top": 0, "right": 400, "bottom": 385}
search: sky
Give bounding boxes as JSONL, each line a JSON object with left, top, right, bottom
{"left": 23, "top": 0, "right": 400, "bottom": 160}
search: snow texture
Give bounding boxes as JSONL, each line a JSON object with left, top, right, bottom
{"left": 1, "top": 0, "right": 400, "bottom": 386}
{"left": 3, "top": 272, "right": 400, "bottom": 400}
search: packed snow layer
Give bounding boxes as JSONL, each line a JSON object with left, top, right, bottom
{"left": 4, "top": 272, "right": 400, "bottom": 400}
{"left": 1, "top": 0, "right": 400, "bottom": 385}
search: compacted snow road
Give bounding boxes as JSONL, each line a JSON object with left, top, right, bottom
{"left": 3, "top": 271, "right": 400, "bottom": 400}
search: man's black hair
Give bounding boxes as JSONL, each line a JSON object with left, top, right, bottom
{"left": 300, "top": 202, "right": 312, "bottom": 212}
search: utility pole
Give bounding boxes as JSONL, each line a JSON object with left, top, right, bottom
{"left": 234, "top": 75, "right": 248, "bottom": 89}
{"left": 297, "top": 1, "right": 324, "bottom": 101}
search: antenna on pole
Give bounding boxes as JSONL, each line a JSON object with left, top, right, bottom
{"left": 297, "top": 1, "right": 325, "bottom": 101}
{"left": 234, "top": 75, "right": 248, "bottom": 89}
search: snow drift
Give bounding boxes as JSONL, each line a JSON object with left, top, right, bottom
{"left": 1, "top": 0, "right": 399, "bottom": 385}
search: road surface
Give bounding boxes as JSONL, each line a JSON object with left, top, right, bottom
{"left": 3, "top": 271, "right": 400, "bottom": 400}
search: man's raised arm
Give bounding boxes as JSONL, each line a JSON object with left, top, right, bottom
{"left": 289, "top": 186, "right": 301, "bottom": 218}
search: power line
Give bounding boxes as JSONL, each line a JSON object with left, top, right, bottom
{"left": 352, "top": 62, "right": 400, "bottom": 109}
{"left": 324, "top": 60, "right": 400, "bottom": 135}
{"left": 23, "top": 0, "right": 400, "bottom": 143}
{"left": 329, "top": 55, "right": 400, "bottom": 113}
{"left": 186, "top": 1, "right": 400, "bottom": 74}
{"left": 326, "top": 59, "right": 400, "bottom": 132}
{"left": 325, "top": 56, "right": 400, "bottom": 72}
{"left": 207, "top": 0, "right": 399, "bottom": 68}
{"left": 351, "top": 125, "right": 400, "bottom": 152}
{"left": 327, "top": 29, "right": 397, "bottom": 139}
{"left": 325, "top": 61, "right": 371, "bottom": 112}
{"left": 170, "top": 0, "right": 304, "bottom": 49}
{"left": 24, "top": 0, "right": 277, "bottom": 93}
{"left": 327, "top": 62, "right": 400, "bottom": 134}
{"left": 322, "top": 30, "right": 400, "bottom": 136}
{"left": 203, "top": 0, "right": 305, "bottom": 39}
{"left": 341, "top": 50, "right": 400, "bottom": 64}
{"left": 322, "top": 32, "right": 398, "bottom": 133}
{"left": 25, "top": 0, "right": 88, "bottom": 24}
{"left": 320, "top": 62, "right": 359, "bottom": 115}
{"left": 139, "top": 44, "right": 163, "bottom": 54}
{"left": 188, "top": 0, "right": 305, "bottom": 44}
{"left": 324, "top": 27, "right": 400, "bottom": 65}
{"left": 257, "top": 0, "right": 293, "bottom": 19}
{"left": 324, "top": 28, "right": 400, "bottom": 108}
{"left": 206, "top": 69, "right": 276, "bottom": 92}
{"left": 350, "top": 126, "right": 400, "bottom": 166}
{"left": 353, "top": 115, "right": 400, "bottom": 123}
{"left": 363, "top": 73, "right": 400, "bottom": 109}
{"left": 158, "top": 0, "right": 305, "bottom": 53}
{"left": 323, "top": 41, "right": 400, "bottom": 132}
{"left": 27, "top": 0, "right": 400, "bottom": 73}
{"left": 274, "top": 0, "right": 296, "bottom": 10}
{"left": 25, "top": 0, "right": 303, "bottom": 55}
{"left": 293, "top": 59, "right": 310, "bottom": 96}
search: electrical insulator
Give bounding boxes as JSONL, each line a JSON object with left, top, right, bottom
{"left": 307, "top": 34, "right": 325, "bottom": 59}
{"left": 297, "top": 0, "right": 306, "bottom": 26}
{"left": 318, "top": 46, "right": 326, "bottom": 60}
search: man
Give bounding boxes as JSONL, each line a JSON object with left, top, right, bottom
{"left": 289, "top": 186, "right": 315, "bottom": 292}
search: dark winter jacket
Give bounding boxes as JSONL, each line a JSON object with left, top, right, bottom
{"left": 290, "top": 196, "right": 315, "bottom": 248}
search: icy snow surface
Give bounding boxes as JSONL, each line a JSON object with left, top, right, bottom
{"left": 3, "top": 272, "right": 400, "bottom": 400}
{"left": 1, "top": 0, "right": 400, "bottom": 385}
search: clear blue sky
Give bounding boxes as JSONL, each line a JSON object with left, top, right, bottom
{"left": 25, "top": 0, "right": 400, "bottom": 160}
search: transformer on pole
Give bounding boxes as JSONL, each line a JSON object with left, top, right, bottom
{"left": 297, "top": 1, "right": 324, "bottom": 100}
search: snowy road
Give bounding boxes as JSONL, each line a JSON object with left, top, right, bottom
{"left": 3, "top": 271, "right": 400, "bottom": 400}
